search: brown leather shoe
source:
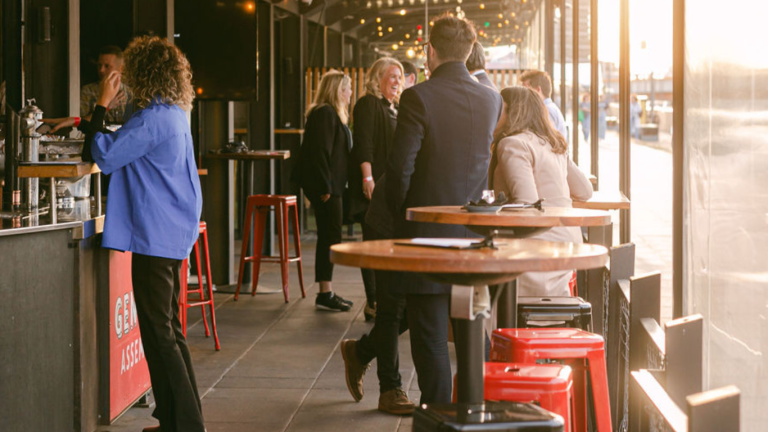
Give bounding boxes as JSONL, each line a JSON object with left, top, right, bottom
{"left": 340, "top": 339, "right": 369, "bottom": 402}
{"left": 142, "top": 426, "right": 161, "bottom": 432}
{"left": 378, "top": 388, "right": 417, "bottom": 415}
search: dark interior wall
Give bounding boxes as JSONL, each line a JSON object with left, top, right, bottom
{"left": 305, "top": 21, "right": 324, "bottom": 68}
{"left": 343, "top": 37, "right": 357, "bottom": 68}
{"left": 276, "top": 12, "right": 301, "bottom": 130}
{"left": 175, "top": 0, "right": 258, "bottom": 100}
{"left": 133, "top": 0, "right": 166, "bottom": 37}
{"left": 24, "top": 0, "right": 70, "bottom": 116}
{"left": 80, "top": 0, "right": 134, "bottom": 89}
{"left": 326, "top": 29, "right": 341, "bottom": 67}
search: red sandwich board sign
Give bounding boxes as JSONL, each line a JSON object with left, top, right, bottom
{"left": 108, "top": 251, "right": 151, "bottom": 421}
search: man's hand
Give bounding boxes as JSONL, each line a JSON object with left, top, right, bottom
{"left": 320, "top": 194, "right": 331, "bottom": 203}
{"left": 97, "top": 71, "right": 121, "bottom": 109}
{"left": 41, "top": 117, "right": 76, "bottom": 133}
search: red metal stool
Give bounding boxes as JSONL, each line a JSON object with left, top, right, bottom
{"left": 491, "top": 328, "right": 611, "bottom": 432}
{"left": 180, "top": 222, "right": 221, "bottom": 351}
{"left": 452, "top": 363, "right": 576, "bottom": 432}
{"left": 236, "top": 194, "right": 305, "bottom": 302}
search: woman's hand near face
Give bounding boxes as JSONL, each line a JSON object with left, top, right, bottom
{"left": 97, "top": 71, "right": 122, "bottom": 109}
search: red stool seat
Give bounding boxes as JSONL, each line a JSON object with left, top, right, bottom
{"left": 236, "top": 194, "right": 305, "bottom": 303}
{"left": 452, "top": 363, "right": 575, "bottom": 432}
{"left": 491, "top": 328, "right": 611, "bottom": 432}
{"left": 180, "top": 221, "right": 221, "bottom": 351}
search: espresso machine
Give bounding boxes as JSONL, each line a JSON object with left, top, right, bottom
{"left": 18, "top": 99, "right": 43, "bottom": 210}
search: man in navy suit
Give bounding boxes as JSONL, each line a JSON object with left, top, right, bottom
{"left": 385, "top": 14, "right": 503, "bottom": 404}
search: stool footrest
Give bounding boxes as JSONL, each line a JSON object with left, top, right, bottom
{"left": 244, "top": 256, "right": 301, "bottom": 263}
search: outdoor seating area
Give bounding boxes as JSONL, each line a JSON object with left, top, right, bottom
{"left": 1, "top": 0, "right": 766, "bottom": 431}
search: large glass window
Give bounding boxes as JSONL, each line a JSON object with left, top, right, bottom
{"left": 685, "top": 2, "right": 768, "bottom": 429}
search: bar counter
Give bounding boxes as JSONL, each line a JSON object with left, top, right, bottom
{"left": 0, "top": 211, "right": 147, "bottom": 432}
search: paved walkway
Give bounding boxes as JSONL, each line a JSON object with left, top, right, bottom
{"left": 100, "top": 242, "right": 427, "bottom": 432}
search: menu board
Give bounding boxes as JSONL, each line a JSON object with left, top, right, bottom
{"left": 108, "top": 251, "right": 151, "bottom": 421}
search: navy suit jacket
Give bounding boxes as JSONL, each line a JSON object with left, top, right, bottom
{"left": 385, "top": 61, "right": 503, "bottom": 294}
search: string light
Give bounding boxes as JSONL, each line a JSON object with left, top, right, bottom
{"left": 388, "top": 26, "right": 393, "bottom": 32}
{"left": 360, "top": 18, "right": 366, "bottom": 24}
{"left": 479, "top": 3, "right": 485, "bottom": 9}
{"left": 405, "top": 33, "right": 411, "bottom": 39}
{"left": 400, "top": 9, "right": 406, "bottom": 15}
{"left": 376, "top": 17, "right": 382, "bottom": 23}
{"left": 392, "top": 44, "right": 399, "bottom": 50}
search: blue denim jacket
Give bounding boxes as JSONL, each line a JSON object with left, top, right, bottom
{"left": 91, "top": 101, "right": 202, "bottom": 260}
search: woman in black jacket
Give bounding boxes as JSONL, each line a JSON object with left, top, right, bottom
{"left": 347, "top": 57, "right": 404, "bottom": 320}
{"left": 294, "top": 70, "right": 354, "bottom": 312}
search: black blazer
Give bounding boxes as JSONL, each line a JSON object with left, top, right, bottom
{"left": 385, "top": 61, "right": 503, "bottom": 294}
{"left": 293, "top": 105, "right": 350, "bottom": 201}
{"left": 347, "top": 94, "right": 398, "bottom": 220}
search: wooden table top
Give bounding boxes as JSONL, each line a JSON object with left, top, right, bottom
{"left": 572, "top": 191, "right": 631, "bottom": 210}
{"left": 205, "top": 150, "right": 290, "bottom": 161}
{"left": 406, "top": 206, "right": 611, "bottom": 227}
{"left": 18, "top": 161, "right": 101, "bottom": 178}
{"left": 331, "top": 239, "right": 608, "bottom": 276}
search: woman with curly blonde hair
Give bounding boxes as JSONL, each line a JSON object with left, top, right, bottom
{"left": 45, "top": 36, "right": 205, "bottom": 432}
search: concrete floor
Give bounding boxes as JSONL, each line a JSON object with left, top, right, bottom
{"left": 99, "top": 238, "right": 430, "bottom": 432}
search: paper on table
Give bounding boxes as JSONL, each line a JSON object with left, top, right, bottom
{"left": 397, "top": 238, "right": 479, "bottom": 249}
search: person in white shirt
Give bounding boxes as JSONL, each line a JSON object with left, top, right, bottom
{"left": 521, "top": 70, "right": 567, "bottom": 143}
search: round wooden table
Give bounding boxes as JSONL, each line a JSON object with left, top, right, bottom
{"left": 406, "top": 205, "right": 612, "bottom": 238}
{"left": 330, "top": 239, "right": 608, "bottom": 408}
{"left": 331, "top": 238, "right": 608, "bottom": 286}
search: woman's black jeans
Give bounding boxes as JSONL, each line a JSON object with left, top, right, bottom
{"left": 312, "top": 195, "right": 343, "bottom": 282}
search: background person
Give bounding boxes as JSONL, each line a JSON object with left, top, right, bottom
{"left": 293, "top": 70, "right": 355, "bottom": 312}
{"left": 466, "top": 41, "right": 496, "bottom": 90}
{"left": 491, "top": 86, "right": 592, "bottom": 296}
{"left": 340, "top": 58, "right": 417, "bottom": 415}
{"left": 385, "top": 14, "right": 502, "bottom": 404}
{"left": 521, "top": 70, "right": 567, "bottom": 141}
{"left": 80, "top": 45, "right": 133, "bottom": 123}
{"left": 347, "top": 57, "right": 404, "bottom": 321}
{"left": 401, "top": 60, "right": 418, "bottom": 88}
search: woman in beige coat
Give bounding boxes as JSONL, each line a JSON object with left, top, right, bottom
{"left": 491, "top": 86, "right": 593, "bottom": 296}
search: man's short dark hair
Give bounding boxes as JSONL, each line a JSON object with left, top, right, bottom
{"left": 401, "top": 60, "right": 418, "bottom": 77}
{"left": 465, "top": 41, "right": 486, "bottom": 71}
{"left": 98, "top": 45, "right": 124, "bottom": 59}
{"left": 429, "top": 14, "right": 477, "bottom": 62}
{"left": 520, "top": 70, "right": 552, "bottom": 98}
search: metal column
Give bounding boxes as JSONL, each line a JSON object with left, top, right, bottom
{"left": 545, "top": 0, "right": 555, "bottom": 80}
{"left": 560, "top": 0, "right": 567, "bottom": 116}
{"left": 619, "top": 0, "right": 631, "bottom": 244}
{"left": 590, "top": 0, "right": 599, "bottom": 188}
{"left": 572, "top": 0, "right": 580, "bottom": 164}
{"left": 672, "top": 0, "right": 685, "bottom": 318}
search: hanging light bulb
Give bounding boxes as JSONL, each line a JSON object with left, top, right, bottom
{"left": 376, "top": 17, "right": 382, "bottom": 23}
{"left": 479, "top": 3, "right": 485, "bottom": 9}
{"left": 360, "top": 18, "right": 366, "bottom": 24}
{"left": 400, "top": 9, "right": 406, "bottom": 15}
{"left": 392, "top": 44, "right": 399, "bottom": 50}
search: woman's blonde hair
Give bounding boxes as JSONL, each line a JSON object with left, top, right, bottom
{"left": 306, "top": 70, "right": 351, "bottom": 124}
{"left": 364, "top": 58, "right": 404, "bottom": 102}
{"left": 122, "top": 36, "right": 195, "bottom": 111}
{"left": 489, "top": 86, "right": 567, "bottom": 185}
